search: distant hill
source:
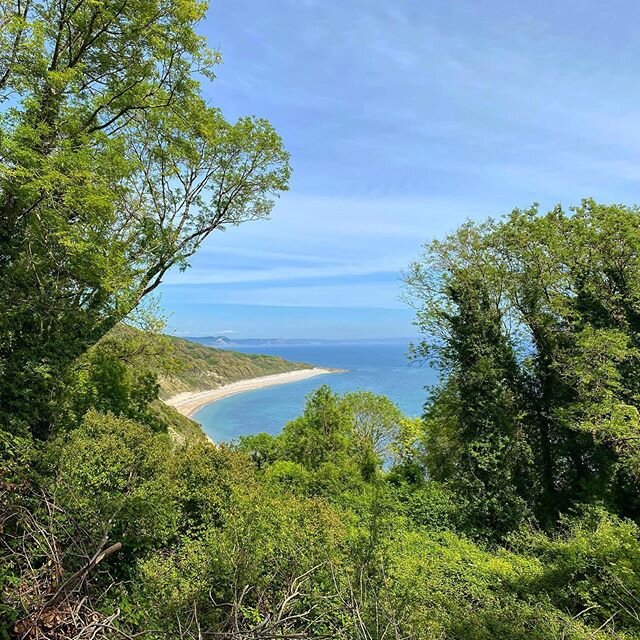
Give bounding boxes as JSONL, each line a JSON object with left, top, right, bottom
{"left": 187, "top": 336, "right": 416, "bottom": 347}
{"left": 158, "top": 334, "right": 311, "bottom": 399}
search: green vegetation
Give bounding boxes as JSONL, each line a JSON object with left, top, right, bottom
{"left": 1, "top": 1, "right": 639, "bottom": 638}
{"left": 0, "top": 0, "right": 290, "bottom": 439}
{"left": 157, "top": 333, "right": 310, "bottom": 398}
{"left": 404, "top": 199, "right": 640, "bottom": 538}
{"left": 4, "top": 380, "right": 640, "bottom": 639}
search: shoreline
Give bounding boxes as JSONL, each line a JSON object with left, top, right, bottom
{"left": 164, "top": 367, "right": 337, "bottom": 418}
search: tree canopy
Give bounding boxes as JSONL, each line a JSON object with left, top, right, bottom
{"left": 0, "top": 0, "right": 290, "bottom": 436}
{"left": 405, "top": 199, "right": 640, "bottom": 535}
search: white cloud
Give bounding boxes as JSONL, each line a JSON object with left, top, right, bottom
{"left": 163, "top": 258, "right": 406, "bottom": 286}
{"left": 163, "top": 193, "right": 479, "bottom": 287}
{"left": 172, "top": 280, "right": 405, "bottom": 309}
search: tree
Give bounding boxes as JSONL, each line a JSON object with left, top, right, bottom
{"left": 278, "top": 385, "right": 351, "bottom": 470}
{"left": 340, "top": 390, "right": 404, "bottom": 480}
{"left": 498, "top": 202, "right": 640, "bottom": 520}
{"left": 65, "top": 322, "right": 172, "bottom": 430}
{"left": 0, "top": 0, "right": 290, "bottom": 436}
{"left": 424, "top": 268, "right": 529, "bottom": 538}
{"left": 405, "top": 200, "right": 640, "bottom": 533}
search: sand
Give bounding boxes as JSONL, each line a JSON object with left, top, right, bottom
{"left": 164, "top": 368, "right": 335, "bottom": 418}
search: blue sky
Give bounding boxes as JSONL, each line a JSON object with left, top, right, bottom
{"left": 159, "top": 0, "right": 640, "bottom": 338}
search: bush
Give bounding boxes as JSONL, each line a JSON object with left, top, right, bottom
{"left": 46, "top": 411, "right": 177, "bottom": 551}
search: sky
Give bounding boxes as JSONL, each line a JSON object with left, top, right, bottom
{"left": 159, "top": 0, "right": 640, "bottom": 339}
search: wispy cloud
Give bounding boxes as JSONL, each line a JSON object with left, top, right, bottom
{"left": 163, "top": 258, "right": 406, "bottom": 286}
{"left": 160, "top": 0, "right": 640, "bottom": 337}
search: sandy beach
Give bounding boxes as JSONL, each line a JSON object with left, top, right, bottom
{"left": 164, "top": 368, "right": 334, "bottom": 418}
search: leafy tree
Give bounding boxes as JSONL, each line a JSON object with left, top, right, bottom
{"left": 405, "top": 199, "right": 640, "bottom": 533}
{"left": 436, "top": 271, "right": 529, "bottom": 538}
{"left": 340, "top": 390, "right": 404, "bottom": 479}
{"left": 278, "top": 385, "right": 352, "bottom": 470}
{"left": 0, "top": 0, "right": 290, "bottom": 436}
{"left": 64, "top": 321, "right": 172, "bottom": 429}
{"left": 273, "top": 386, "right": 412, "bottom": 488}
{"left": 235, "top": 432, "right": 280, "bottom": 469}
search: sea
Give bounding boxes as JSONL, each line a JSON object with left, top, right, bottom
{"left": 192, "top": 341, "right": 439, "bottom": 443}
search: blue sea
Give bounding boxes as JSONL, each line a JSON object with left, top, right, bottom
{"left": 192, "top": 342, "right": 438, "bottom": 442}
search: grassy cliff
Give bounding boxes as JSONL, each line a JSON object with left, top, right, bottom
{"left": 158, "top": 334, "right": 311, "bottom": 398}
{"left": 151, "top": 399, "right": 209, "bottom": 443}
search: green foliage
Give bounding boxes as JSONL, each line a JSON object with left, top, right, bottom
{"left": 388, "top": 415, "right": 429, "bottom": 482}
{"left": 236, "top": 432, "right": 280, "bottom": 468}
{"left": 277, "top": 385, "right": 352, "bottom": 469}
{"left": 265, "top": 459, "right": 312, "bottom": 493}
{"left": 67, "top": 328, "right": 166, "bottom": 430}
{"left": 47, "top": 411, "right": 177, "bottom": 551}
{"left": 0, "top": 427, "right": 34, "bottom": 493}
{"left": 130, "top": 477, "right": 345, "bottom": 638}
{"left": 1, "top": 7, "right": 638, "bottom": 631}
{"left": 342, "top": 390, "right": 405, "bottom": 479}
{"left": 274, "top": 385, "right": 408, "bottom": 486}
{"left": 405, "top": 199, "right": 640, "bottom": 535}
{"left": 0, "top": 0, "right": 290, "bottom": 437}
{"left": 439, "top": 271, "right": 531, "bottom": 538}
{"left": 168, "top": 441, "right": 245, "bottom": 534}
{"left": 399, "top": 481, "right": 457, "bottom": 531}
{"left": 4, "top": 377, "right": 640, "bottom": 639}
{"left": 512, "top": 509, "right": 640, "bottom": 632}
{"left": 378, "top": 527, "right": 619, "bottom": 640}
{"left": 0, "top": 429, "right": 34, "bottom": 636}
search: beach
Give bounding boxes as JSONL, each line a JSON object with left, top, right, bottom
{"left": 164, "top": 367, "right": 334, "bottom": 418}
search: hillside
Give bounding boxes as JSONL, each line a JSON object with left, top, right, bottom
{"left": 191, "top": 336, "right": 416, "bottom": 347}
{"left": 151, "top": 399, "right": 209, "bottom": 443}
{"left": 159, "top": 334, "right": 311, "bottom": 398}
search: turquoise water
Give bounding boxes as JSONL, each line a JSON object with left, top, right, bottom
{"left": 192, "top": 342, "right": 438, "bottom": 442}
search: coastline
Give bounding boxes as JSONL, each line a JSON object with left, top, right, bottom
{"left": 164, "top": 367, "right": 336, "bottom": 418}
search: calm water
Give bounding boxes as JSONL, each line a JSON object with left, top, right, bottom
{"left": 192, "top": 343, "right": 438, "bottom": 442}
